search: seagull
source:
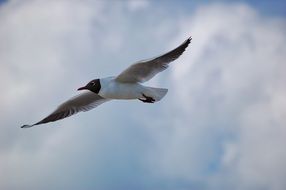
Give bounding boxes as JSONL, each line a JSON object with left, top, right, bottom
{"left": 21, "top": 36, "right": 192, "bottom": 128}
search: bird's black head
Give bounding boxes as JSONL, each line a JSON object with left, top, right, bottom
{"left": 78, "top": 79, "right": 101, "bottom": 94}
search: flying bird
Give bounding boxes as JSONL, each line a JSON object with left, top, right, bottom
{"left": 21, "top": 36, "right": 192, "bottom": 128}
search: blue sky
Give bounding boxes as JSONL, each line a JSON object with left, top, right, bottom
{"left": 0, "top": 0, "right": 286, "bottom": 190}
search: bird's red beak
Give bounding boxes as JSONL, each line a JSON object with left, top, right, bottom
{"left": 77, "top": 86, "right": 87, "bottom": 91}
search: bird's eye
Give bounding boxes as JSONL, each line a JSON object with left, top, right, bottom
{"left": 90, "top": 82, "right": 95, "bottom": 86}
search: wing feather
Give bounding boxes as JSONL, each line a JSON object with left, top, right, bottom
{"left": 21, "top": 91, "right": 109, "bottom": 128}
{"left": 116, "top": 36, "right": 192, "bottom": 83}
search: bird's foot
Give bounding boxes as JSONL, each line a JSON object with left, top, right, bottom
{"left": 138, "top": 93, "right": 155, "bottom": 103}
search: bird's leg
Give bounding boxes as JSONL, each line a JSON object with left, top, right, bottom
{"left": 138, "top": 93, "right": 155, "bottom": 103}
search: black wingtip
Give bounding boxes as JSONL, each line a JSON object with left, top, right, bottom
{"left": 21, "top": 124, "right": 34, "bottom": 128}
{"left": 181, "top": 36, "right": 192, "bottom": 48}
{"left": 187, "top": 36, "right": 192, "bottom": 43}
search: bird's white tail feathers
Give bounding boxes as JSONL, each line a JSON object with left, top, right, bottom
{"left": 146, "top": 87, "right": 168, "bottom": 102}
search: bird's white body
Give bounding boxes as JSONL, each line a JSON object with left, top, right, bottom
{"left": 98, "top": 77, "right": 143, "bottom": 99}
{"left": 98, "top": 77, "right": 167, "bottom": 101}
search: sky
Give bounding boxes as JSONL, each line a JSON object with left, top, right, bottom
{"left": 0, "top": 0, "right": 286, "bottom": 190}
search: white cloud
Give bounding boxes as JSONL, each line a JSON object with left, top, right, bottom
{"left": 127, "top": 0, "right": 150, "bottom": 12}
{"left": 148, "top": 3, "right": 286, "bottom": 190}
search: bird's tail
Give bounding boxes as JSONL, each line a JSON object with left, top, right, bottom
{"left": 146, "top": 87, "right": 168, "bottom": 102}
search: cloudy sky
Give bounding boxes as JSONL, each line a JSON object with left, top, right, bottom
{"left": 1, "top": 0, "right": 286, "bottom": 190}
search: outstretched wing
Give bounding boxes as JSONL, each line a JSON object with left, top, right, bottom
{"left": 115, "top": 36, "right": 192, "bottom": 83}
{"left": 21, "top": 91, "right": 109, "bottom": 128}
